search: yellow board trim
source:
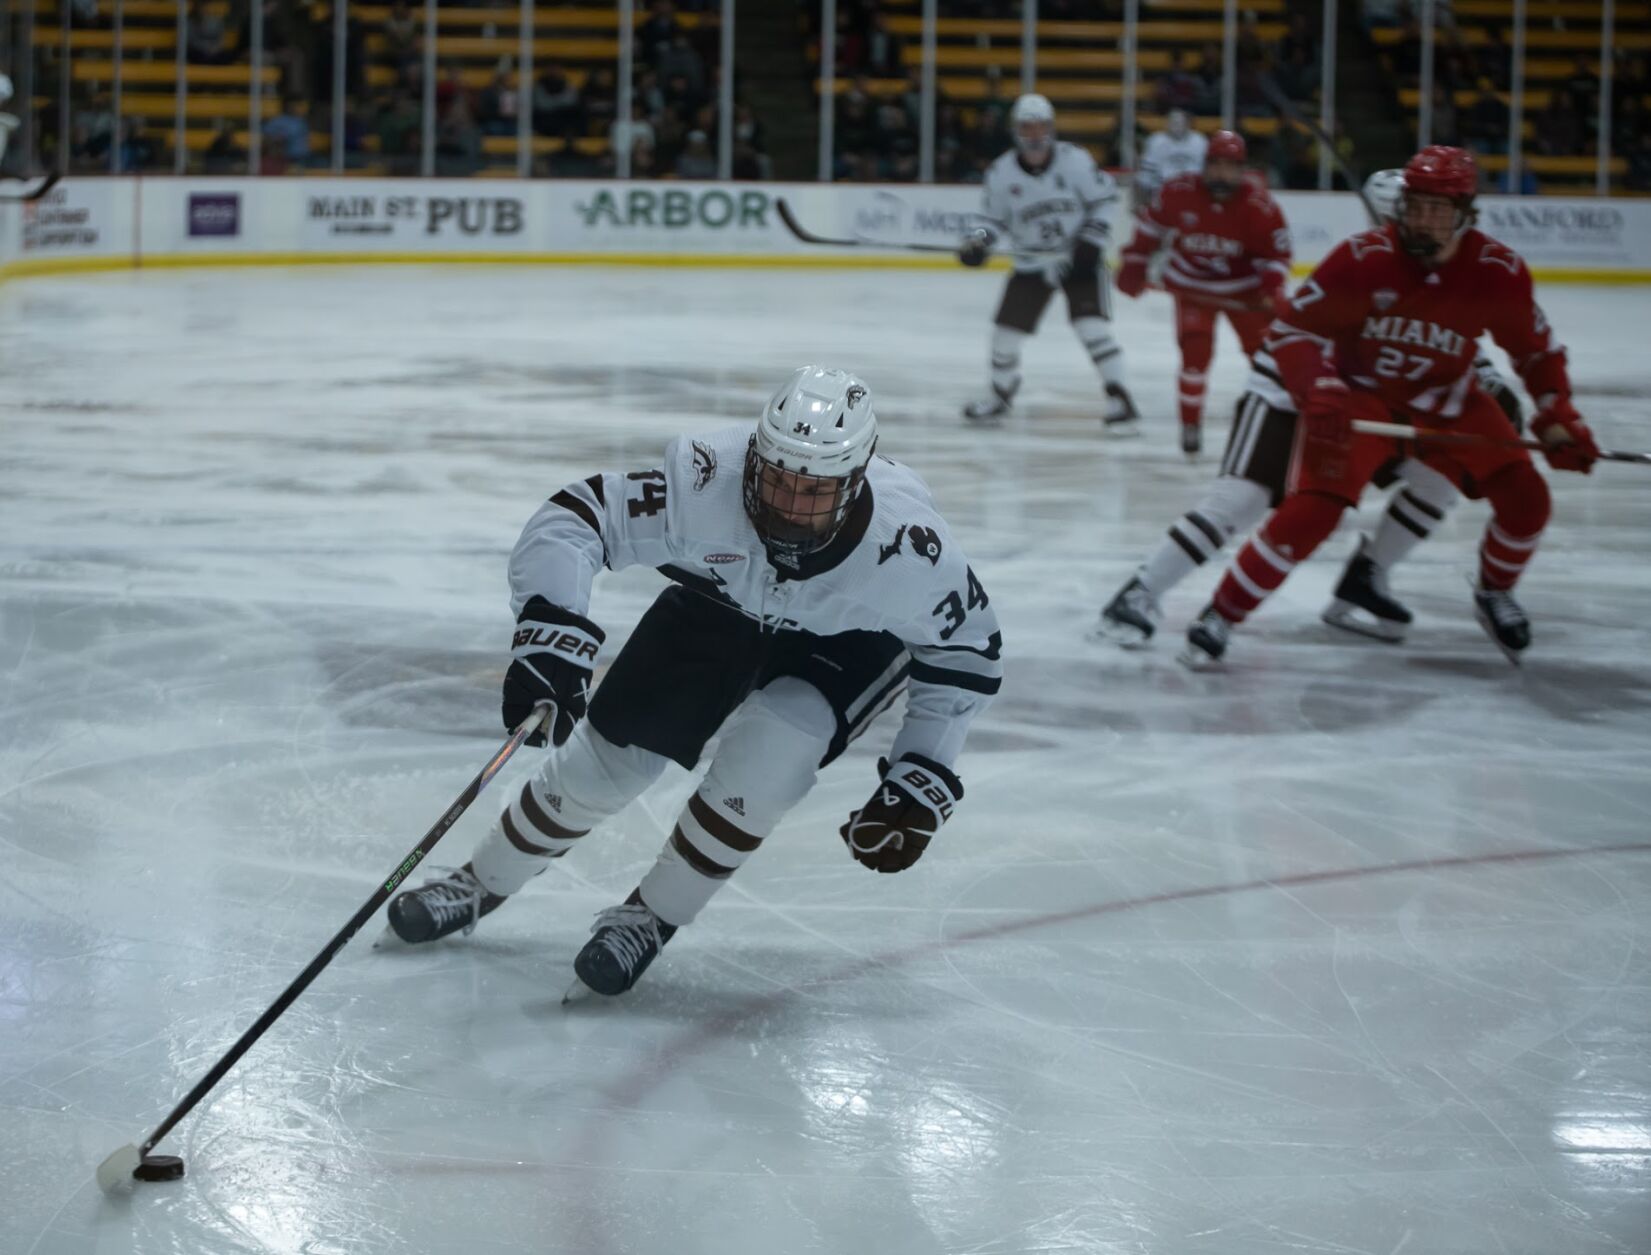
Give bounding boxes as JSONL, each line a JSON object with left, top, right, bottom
{"left": 3, "top": 250, "right": 1649, "bottom": 284}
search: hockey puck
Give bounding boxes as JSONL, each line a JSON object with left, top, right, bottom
{"left": 133, "top": 1155, "right": 185, "bottom": 1182}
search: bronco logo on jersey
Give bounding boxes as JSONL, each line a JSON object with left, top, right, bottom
{"left": 879, "top": 524, "right": 943, "bottom": 566}
{"left": 691, "top": 440, "right": 717, "bottom": 491}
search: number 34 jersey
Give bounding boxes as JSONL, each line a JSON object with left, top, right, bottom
{"left": 509, "top": 424, "right": 1003, "bottom": 771}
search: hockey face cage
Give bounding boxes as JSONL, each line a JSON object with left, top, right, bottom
{"left": 1397, "top": 146, "right": 1478, "bottom": 259}
{"left": 743, "top": 438, "right": 870, "bottom": 563}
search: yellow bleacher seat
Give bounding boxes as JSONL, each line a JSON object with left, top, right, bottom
{"left": 885, "top": 17, "right": 1285, "bottom": 42}
{"left": 361, "top": 34, "right": 620, "bottom": 60}
{"left": 1477, "top": 153, "right": 1627, "bottom": 174}
{"left": 120, "top": 91, "right": 282, "bottom": 121}
{"left": 33, "top": 27, "right": 177, "bottom": 50}
{"left": 72, "top": 60, "right": 280, "bottom": 89}
{"left": 348, "top": 5, "right": 711, "bottom": 30}
{"left": 934, "top": 47, "right": 1172, "bottom": 72}
{"left": 1371, "top": 27, "right": 1651, "bottom": 52}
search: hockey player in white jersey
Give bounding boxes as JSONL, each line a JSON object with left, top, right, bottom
{"left": 384, "top": 367, "right": 1002, "bottom": 1000}
{"left": 1090, "top": 167, "right": 1527, "bottom": 648}
{"left": 1132, "top": 110, "right": 1208, "bottom": 210}
{"left": 958, "top": 93, "right": 1138, "bottom": 430}
{"left": 0, "top": 75, "right": 18, "bottom": 169}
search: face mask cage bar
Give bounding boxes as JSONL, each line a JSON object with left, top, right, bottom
{"left": 1396, "top": 189, "right": 1477, "bottom": 258}
{"left": 742, "top": 440, "right": 867, "bottom": 561}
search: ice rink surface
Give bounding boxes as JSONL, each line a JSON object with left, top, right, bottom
{"left": 2, "top": 265, "right": 1648, "bottom": 1255}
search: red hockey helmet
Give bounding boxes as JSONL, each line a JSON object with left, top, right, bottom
{"left": 1397, "top": 145, "right": 1478, "bottom": 259}
{"left": 1402, "top": 145, "right": 1478, "bottom": 200}
{"left": 1206, "top": 129, "right": 1248, "bottom": 164}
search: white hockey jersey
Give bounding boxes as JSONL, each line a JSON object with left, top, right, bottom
{"left": 975, "top": 141, "right": 1119, "bottom": 273}
{"left": 1136, "top": 129, "right": 1209, "bottom": 201}
{"left": 509, "top": 424, "right": 1003, "bottom": 772}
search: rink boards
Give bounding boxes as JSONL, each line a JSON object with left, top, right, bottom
{"left": 1, "top": 177, "right": 1648, "bottom": 283}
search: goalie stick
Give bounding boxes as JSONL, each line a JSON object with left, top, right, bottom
{"left": 1352, "top": 418, "right": 1651, "bottom": 466}
{"left": 0, "top": 171, "right": 62, "bottom": 203}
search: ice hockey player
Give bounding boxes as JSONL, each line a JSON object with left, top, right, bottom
{"left": 383, "top": 367, "right": 1002, "bottom": 1000}
{"left": 0, "top": 75, "right": 18, "bottom": 170}
{"left": 1115, "top": 129, "right": 1291, "bottom": 456}
{"left": 1179, "top": 146, "right": 1598, "bottom": 668}
{"left": 1093, "top": 164, "right": 1531, "bottom": 649}
{"left": 958, "top": 93, "right": 1138, "bottom": 431}
{"left": 1133, "top": 109, "right": 1209, "bottom": 210}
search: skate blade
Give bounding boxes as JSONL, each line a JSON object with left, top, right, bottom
{"left": 1177, "top": 643, "right": 1223, "bottom": 671}
{"left": 561, "top": 977, "right": 595, "bottom": 1006}
{"left": 372, "top": 923, "right": 412, "bottom": 950}
{"left": 1473, "top": 613, "right": 1526, "bottom": 667}
{"left": 1101, "top": 418, "right": 1143, "bottom": 439}
{"left": 1087, "top": 618, "right": 1153, "bottom": 649}
{"left": 1321, "top": 602, "right": 1406, "bottom": 644}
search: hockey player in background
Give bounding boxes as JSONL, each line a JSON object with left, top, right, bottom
{"left": 1093, "top": 164, "right": 1530, "bottom": 648}
{"left": 384, "top": 367, "right": 1002, "bottom": 1000}
{"left": 1115, "top": 129, "right": 1291, "bottom": 455}
{"left": 0, "top": 74, "right": 18, "bottom": 171}
{"left": 1133, "top": 109, "right": 1208, "bottom": 210}
{"left": 958, "top": 93, "right": 1138, "bottom": 431}
{"left": 1180, "top": 146, "right": 1598, "bottom": 668}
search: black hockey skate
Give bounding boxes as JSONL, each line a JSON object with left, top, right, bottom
{"left": 1179, "top": 603, "right": 1232, "bottom": 669}
{"left": 1102, "top": 382, "right": 1141, "bottom": 436}
{"left": 1472, "top": 583, "right": 1531, "bottom": 665}
{"left": 1090, "top": 574, "right": 1161, "bottom": 647}
{"left": 963, "top": 383, "right": 1015, "bottom": 424}
{"left": 1180, "top": 422, "right": 1201, "bottom": 457}
{"left": 382, "top": 864, "right": 507, "bottom": 945}
{"left": 1322, "top": 539, "right": 1413, "bottom": 643}
{"left": 566, "top": 889, "right": 678, "bottom": 1000}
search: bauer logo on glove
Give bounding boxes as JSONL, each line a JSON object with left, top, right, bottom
{"left": 841, "top": 755, "right": 963, "bottom": 874}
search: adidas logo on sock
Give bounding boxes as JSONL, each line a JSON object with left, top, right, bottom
{"left": 546, "top": 793, "right": 563, "bottom": 812}
{"left": 722, "top": 797, "right": 745, "bottom": 817}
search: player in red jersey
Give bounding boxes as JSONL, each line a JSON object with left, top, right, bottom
{"left": 1181, "top": 145, "right": 1599, "bottom": 667}
{"left": 1116, "top": 129, "right": 1293, "bottom": 455}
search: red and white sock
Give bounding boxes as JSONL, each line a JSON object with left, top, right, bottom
{"left": 1178, "top": 368, "right": 1208, "bottom": 430}
{"left": 1479, "top": 519, "right": 1542, "bottom": 591}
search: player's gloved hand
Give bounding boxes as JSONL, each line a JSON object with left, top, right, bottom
{"left": 502, "top": 595, "right": 605, "bottom": 747}
{"left": 1532, "top": 397, "right": 1599, "bottom": 474}
{"left": 1302, "top": 377, "right": 1386, "bottom": 445}
{"left": 958, "top": 228, "right": 992, "bottom": 268}
{"left": 1115, "top": 254, "right": 1150, "bottom": 298}
{"left": 1251, "top": 280, "right": 1290, "bottom": 321}
{"left": 840, "top": 755, "right": 963, "bottom": 874}
{"left": 1064, "top": 238, "right": 1102, "bottom": 279}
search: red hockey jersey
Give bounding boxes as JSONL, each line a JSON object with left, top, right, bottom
{"left": 1127, "top": 173, "right": 1292, "bottom": 303}
{"left": 1265, "top": 224, "right": 1571, "bottom": 420}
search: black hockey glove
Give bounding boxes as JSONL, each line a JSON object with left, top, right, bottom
{"left": 840, "top": 755, "right": 963, "bottom": 874}
{"left": 502, "top": 596, "right": 605, "bottom": 747}
{"left": 959, "top": 228, "right": 992, "bottom": 268}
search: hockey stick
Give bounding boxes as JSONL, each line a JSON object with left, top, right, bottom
{"left": 1258, "top": 79, "right": 1379, "bottom": 223}
{"left": 774, "top": 196, "right": 1068, "bottom": 258}
{"left": 96, "top": 701, "right": 554, "bottom": 1192}
{"left": 1352, "top": 418, "right": 1651, "bottom": 465}
{"left": 0, "top": 171, "right": 63, "bottom": 203}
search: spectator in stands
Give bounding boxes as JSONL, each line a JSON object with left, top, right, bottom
{"left": 610, "top": 99, "right": 657, "bottom": 167}
{"left": 533, "top": 65, "right": 583, "bottom": 140}
{"left": 657, "top": 34, "right": 707, "bottom": 101}
{"left": 204, "top": 119, "right": 246, "bottom": 174}
{"left": 1479, "top": 24, "right": 1512, "bottom": 91}
{"left": 1626, "top": 131, "right": 1651, "bottom": 192}
{"left": 1533, "top": 93, "right": 1582, "bottom": 158}
{"left": 664, "top": 73, "right": 705, "bottom": 124}
{"left": 1275, "top": 43, "right": 1319, "bottom": 104}
{"left": 732, "top": 140, "right": 767, "bottom": 181}
{"left": 1615, "top": 97, "right": 1646, "bottom": 160}
{"left": 580, "top": 68, "right": 619, "bottom": 140}
{"left": 118, "top": 118, "right": 159, "bottom": 173}
{"left": 1462, "top": 77, "right": 1506, "bottom": 155}
{"left": 877, "top": 98, "right": 917, "bottom": 181}
{"left": 1274, "top": 121, "right": 1317, "bottom": 189}
{"left": 263, "top": 97, "right": 311, "bottom": 166}
{"left": 1437, "top": 32, "right": 1477, "bottom": 93}
{"left": 1561, "top": 54, "right": 1599, "bottom": 121}
{"left": 675, "top": 129, "right": 716, "bottom": 179}
{"left": 476, "top": 68, "right": 519, "bottom": 138}
{"left": 1193, "top": 44, "right": 1223, "bottom": 114}
{"left": 437, "top": 90, "right": 481, "bottom": 175}
{"left": 733, "top": 103, "right": 764, "bottom": 155}
{"left": 186, "top": 0, "right": 232, "bottom": 66}
{"left": 1498, "top": 165, "right": 1539, "bottom": 195}
{"left": 1615, "top": 53, "right": 1649, "bottom": 114}
{"left": 639, "top": 0, "right": 681, "bottom": 66}
{"left": 72, "top": 96, "right": 114, "bottom": 168}
{"left": 630, "top": 139, "right": 658, "bottom": 179}
{"left": 376, "top": 90, "right": 420, "bottom": 175}
{"left": 1154, "top": 48, "right": 1204, "bottom": 115}
{"left": 381, "top": 0, "right": 418, "bottom": 74}
{"left": 833, "top": 92, "right": 877, "bottom": 180}
{"left": 865, "top": 11, "right": 904, "bottom": 78}
{"left": 1428, "top": 84, "right": 1460, "bottom": 147}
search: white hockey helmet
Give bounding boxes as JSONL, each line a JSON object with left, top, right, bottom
{"left": 1009, "top": 92, "right": 1056, "bottom": 162}
{"left": 743, "top": 366, "right": 878, "bottom": 563}
{"left": 1363, "top": 168, "right": 1405, "bottom": 223}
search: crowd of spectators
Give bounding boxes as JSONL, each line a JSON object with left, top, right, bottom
{"left": 29, "top": 0, "right": 770, "bottom": 178}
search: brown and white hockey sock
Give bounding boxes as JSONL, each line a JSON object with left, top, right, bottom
{"left": 1139, "top": 476, "right": 1269, "bottom": 598}
{"left": 637, "top": 792, "right": 768, "bottom": 928}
